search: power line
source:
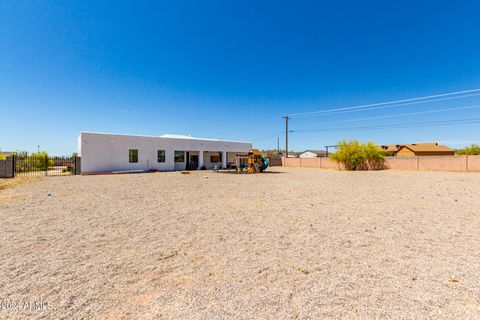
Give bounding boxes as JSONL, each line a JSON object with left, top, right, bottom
{"left": 295, "top": 104, "right": 480, "bottom": 127}
{"left": 249, "top": 131, "right": 284, "bottom": 142}
{"left": 291, "top": 92, "right": 480, "bottom": 118}
{"left": 293, "top": 117, "right": 480, "bottom": 133}
{"left": 289, "top": 88, "right": 480, "bottom": 117}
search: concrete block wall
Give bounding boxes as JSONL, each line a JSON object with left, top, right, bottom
{"left": 283, "top": 155, "right": 480, "bottom": 172}
{"left": 467, "top": 155, "right": 480, "bottom": 171}
{"left": 282, "top": 157, "right": 340, "bottom": 170}
{"left": 0, "top": 157, "right": 14, "bottom": 178}
{"left": 385, "top": 157, "right": 419, "bottom": 170}
{"left": 417, "top": 156, "right": 466, "bottom": 172}
{"left": 268, "top": 158, "right": 283, "bottom": 166}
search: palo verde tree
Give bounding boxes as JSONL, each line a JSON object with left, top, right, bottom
{"left": 330, "top": 139, "right": 386, "bottom": 170}
{"left": 31, "top": 151, "right": 54, "bottom": 170}
{"left": 455, "top": 144, "right": 480, "bottom": 155}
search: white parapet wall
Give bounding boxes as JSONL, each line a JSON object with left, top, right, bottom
{"left": 78, "top": 132, "right": 252, "bottom": 174}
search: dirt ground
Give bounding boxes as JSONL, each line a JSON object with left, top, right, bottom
{"left": 1, "top": 167, "right": 479, "bottom": 319}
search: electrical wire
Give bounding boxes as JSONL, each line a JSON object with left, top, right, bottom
{"left": 295, "top": 104, "right": 480, "bottom": 127}
{"left": 291, "top": 93, "right": 480, "bottom": 118}
{"left": 249, "top": 131, "right": 284, "bottom": 142}
{"left": 289, "top": 88, "right": 480, "bottom": 118}
{"left": 293, "top": 117, "right": 480, "bottom": 133}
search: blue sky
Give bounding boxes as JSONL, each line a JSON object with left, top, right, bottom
{"left": 1, "top": 0, "right": 480, "bottom": 154}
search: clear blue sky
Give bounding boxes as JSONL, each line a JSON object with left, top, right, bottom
{"left": 1, "top": 0, "right": 480, "bottom": 154}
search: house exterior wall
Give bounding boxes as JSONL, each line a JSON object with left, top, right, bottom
{"left": 415, "top": 151, "right": 455, "bottom": 156}
{"left": 299, "top": 151, "right": 318, "bottom": 158}
{"left": 395, "top": 148, "right": 416, "bottom": 157}
{"left": 395, "top": 147, "right": 454, "bottom": 157}
{"left": 78, "top": 132, "right": 251, "bottom": 174}
{"left": 203, "top": 151, "right": 223, "bottom": 169}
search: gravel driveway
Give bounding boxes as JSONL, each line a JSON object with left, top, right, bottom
{"left": 1, "top": 167, "right": 479, "bottom": 319}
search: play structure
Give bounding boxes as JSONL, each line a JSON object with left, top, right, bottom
{"left": 233, "top": 149, "right": 269, "bottom": 173}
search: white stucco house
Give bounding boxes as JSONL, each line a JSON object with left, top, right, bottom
{"left": 299, "top": 150, "right": 326, "bottom": 158}
{"left": 78, "top": 132, "right": 252, "bottom": 174}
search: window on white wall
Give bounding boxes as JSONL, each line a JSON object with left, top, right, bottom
{"left": 158, "top": 150, "right": 165, "bottom": 163}
{"left": 174, "top": 151, "right": 185, "bottom": 162}
{"left": 210, "top": 153, "right": 221, "bottom": 163}
{"left": 129, "top": 149, "right": 138, "bottom": 163}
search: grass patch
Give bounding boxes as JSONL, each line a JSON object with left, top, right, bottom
{"left": 0, "top": 176, "right": 43, "bottom": 192}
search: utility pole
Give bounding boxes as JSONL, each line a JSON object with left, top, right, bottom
{"left": 282, "top": 115, "right": 290, "bottom": 158}
{"left": 325, "top": 145, "right": 338, "bottom": 157}
{"left": 277, "top": 137, "right": 280, "bottom": 155}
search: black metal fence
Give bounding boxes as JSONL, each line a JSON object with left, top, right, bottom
{"left": 13, "top": 155, "right": 80, "bottom": 177}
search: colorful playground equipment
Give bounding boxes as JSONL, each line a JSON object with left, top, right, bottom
{"left": 234, "top": 149, "right": 269, "bottom": 173}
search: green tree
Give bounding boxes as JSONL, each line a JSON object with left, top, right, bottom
{"left": 456, "top": 144, "right": 480, "bottom": 155}
{"left": 15, "top": 151, "right": 54, "bottom": 173}
{"left": 17, "top": 151, "right": 28, "bottom": 158}
{"left": 0, "top": 149, "right": 5, "bottom": 161}
{"left": 330, "top": 139, "right": 386, "bottom": 170}
{"left": 31, "top": 151, "right": 54, "bottom": 170}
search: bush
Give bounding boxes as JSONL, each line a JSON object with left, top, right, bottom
{"left": 456, "top": 144, "right": 480, "bottom": 155}
{"left": 330, "top": 139, "right": 386, "bottom": 170}
{"left": 31, "top": 151, "right": 54, "bottom": 169}
{"left": 0, "top": 149, "right": 5, "bottom": 161}
{"left": 15, "top": 151, "right": 54, "bottom": 173}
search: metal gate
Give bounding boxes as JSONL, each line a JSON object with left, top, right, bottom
{"left": 13, "top": 154, "right": 80, "bottom": 177}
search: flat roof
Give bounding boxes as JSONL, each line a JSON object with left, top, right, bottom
{"left": 79, "top": 131, "right": 251, "bottom": 144}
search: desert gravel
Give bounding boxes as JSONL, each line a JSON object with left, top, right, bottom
{"left": 1, "top": 167, "right": 479, "bottom": 319}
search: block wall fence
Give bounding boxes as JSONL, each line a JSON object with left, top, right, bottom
{"left": 0, "top": 157, "right": 15, "bottom": 178}
{"left": 282, "top": 155, "right": 480, "bottom": 172}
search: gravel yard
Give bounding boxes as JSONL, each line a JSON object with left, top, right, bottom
{"left": 1, "top": 167, "right": 479, "bottom": 319}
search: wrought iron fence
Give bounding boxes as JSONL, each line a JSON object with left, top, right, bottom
{"left": 14, "top": 155, "right": 79, "bottom": 176}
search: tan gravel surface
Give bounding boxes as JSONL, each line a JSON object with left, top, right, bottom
{"left": 1, "top": 167, "right": 479, "bottom": 319}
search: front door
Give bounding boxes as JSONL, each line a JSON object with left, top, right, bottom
{"left": 190, "top": 155, "right": 199, "bottom": 170}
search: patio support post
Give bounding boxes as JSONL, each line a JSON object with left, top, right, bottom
{"left": 222, "top": 151, "right": 227, "bottom": 169}
{"left": 198, "top": 151, "right": 204, "bottom": 169}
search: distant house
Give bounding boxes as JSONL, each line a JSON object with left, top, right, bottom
{"left": 0, "top": 151, "right": 15, "bottom": 158}
{"left": 390, "top": 143, "right": 454, "bottom": 157}
{"left": 380, "top": 144, "right": 401, "bottom": 156}
{"left": 299, "top": 150, "right": 327, "bottom": 158}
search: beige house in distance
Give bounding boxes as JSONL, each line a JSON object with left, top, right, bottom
{"left": 381, "top": 142, "right": 454, "bottom": 157}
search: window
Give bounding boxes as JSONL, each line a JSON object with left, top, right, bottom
{"left": 210, "top": 155, "right": 221, "bottom": 163}
{"left": 210, "top": 152, "right": 222, "bottom": 163}
{"left": 157, "top": 150, "right": 165, "bottom": 163}
{"left": 174, "top": 151, "right": 185, "bottom": 163}
{"left": 129, "top": 149, "right": 138, "bottom": 163}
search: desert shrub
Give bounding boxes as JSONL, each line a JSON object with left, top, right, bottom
{"left": 15, "top": 151, "right": 54, "bottom": 173}
{"left": 330, "top": 140, "right": 364, "bottom": 170}
{"left": 330, "top": 139, "right": 386, "bottom": 170}
{"left": 456, "top": 144, "right": 480, "bottom": 155}
{"left": 17, "top": 151, "right": 28, "bottom": 158}
{"left": 31, "top": 151, "right": 54, "bottom": 169}
{"left": 0, "top": 149, "right": 5, "bottom": 161}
